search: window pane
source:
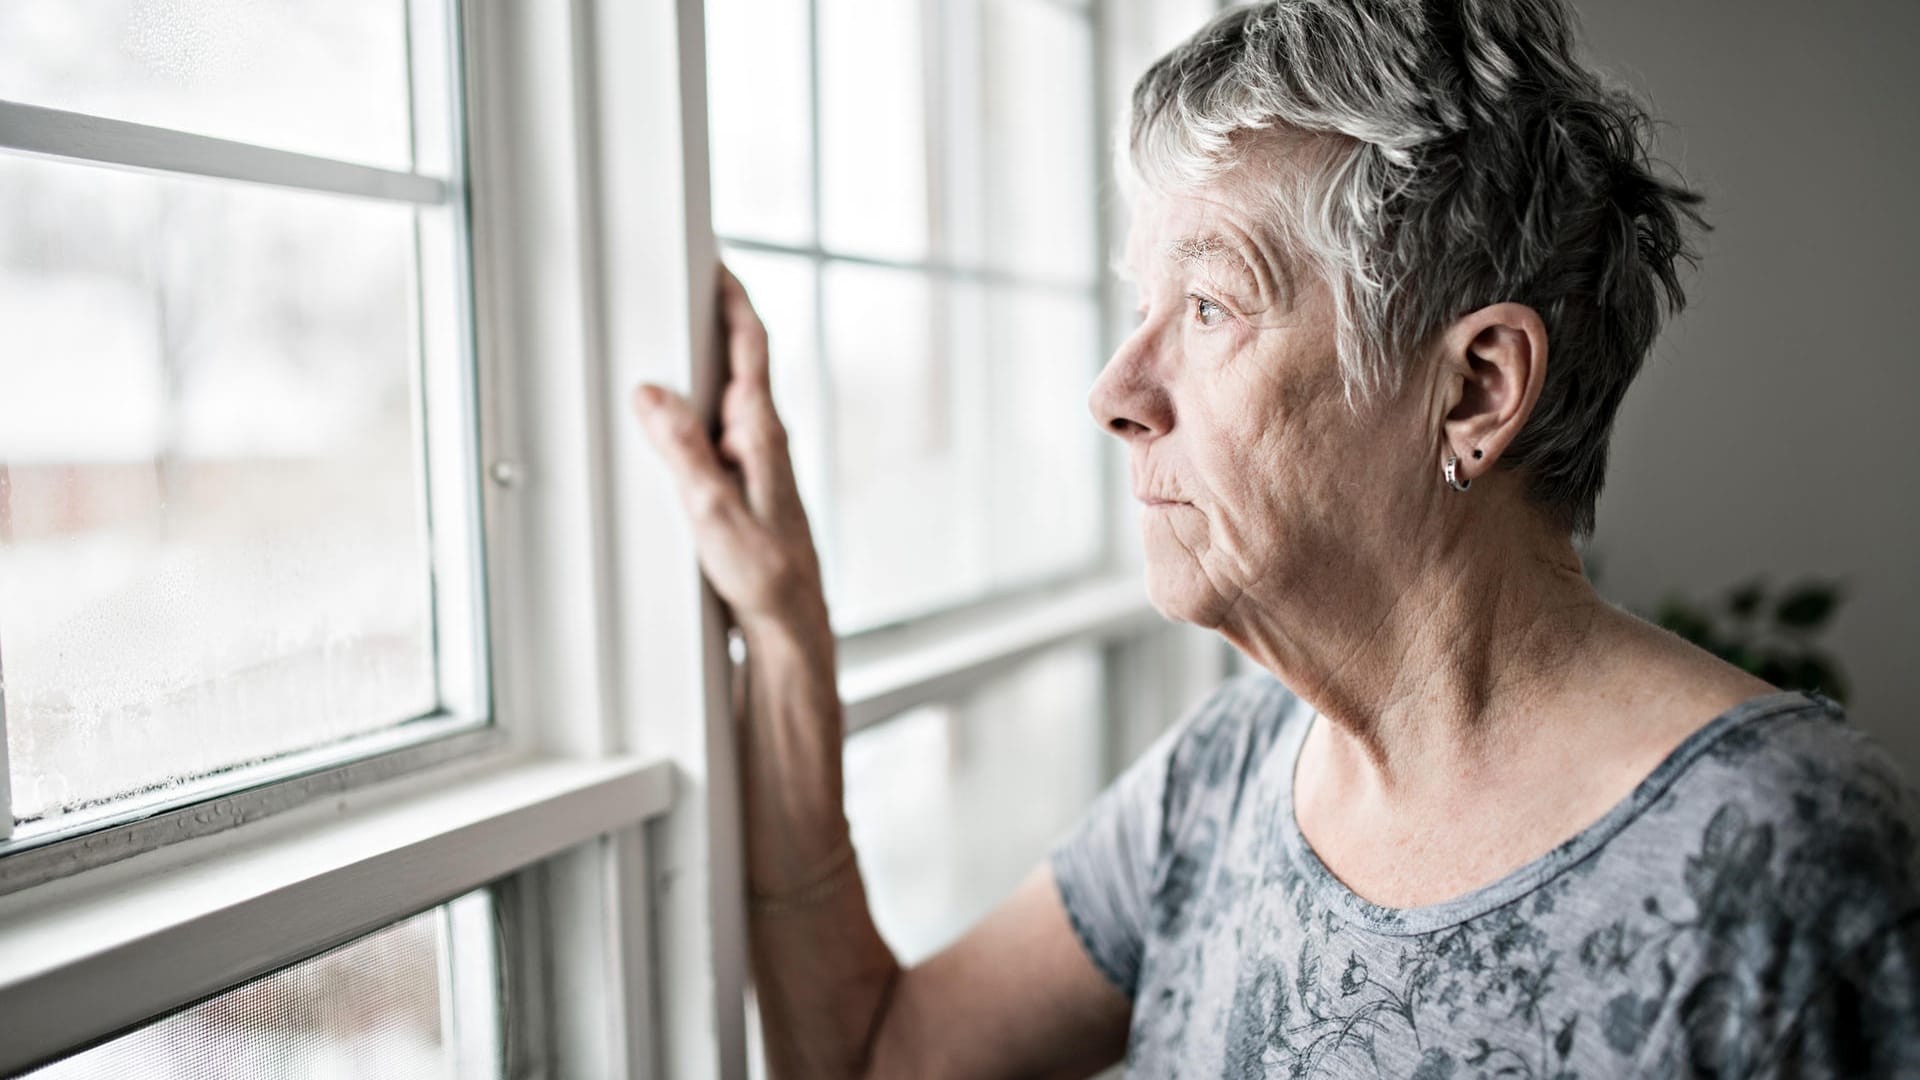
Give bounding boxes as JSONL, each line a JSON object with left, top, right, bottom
{"left": 818, "top": 0, "right": 929, "bottom": 260}
{"left": 0, "top": 0, "right": 421, "bottom": 171}
{"left": 25, "top": 893, "right": 497, "bottom": 1079}
{"left": 0, "top": 155, "right": 440, "bottom": 822}
{"left": 844, "top": 646, "right": 1105, "bottom": 962}
{"left": 985, "top": 288, "right": 1104, "bottom": 584}
{"left": 711, "top": 1, "right": 1111, "bottom": 632}
{"left": 823, "top": 265, "right": 988, "bottom": 628}
{"left": 978, "top": 0, "right": 1099, "bottom": 281}
{"left": 706, "top": 0, "right": 814, "bottom": 245}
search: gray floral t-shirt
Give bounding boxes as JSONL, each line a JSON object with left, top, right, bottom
{"left": 1052, "top": 676, "right": 1920, "bottom": 1078}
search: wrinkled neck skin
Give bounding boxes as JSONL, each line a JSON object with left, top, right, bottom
{"left": 1215, "top": 464, "right": 1616, "bottom": 810}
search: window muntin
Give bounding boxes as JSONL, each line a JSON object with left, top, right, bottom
{"left": 21, "top": 891, "right": 499, "bottom": 1080}
{"left": 0, "top": 0, "right": 485, "bottom": 836}
{"left": 706, "top": 0, "right": 1107, "bottom": 633}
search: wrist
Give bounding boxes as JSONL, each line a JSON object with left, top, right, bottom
{"left": 738, "top": 604, "right": 834, "bottom": 666}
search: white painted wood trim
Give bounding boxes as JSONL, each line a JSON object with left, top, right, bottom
{"left": 837, "top": 576, "right": 1163, "bottom": 733}
{"left": 0, "top": 755, "right": 674, "bottom": 1077}
{"left": 0, "top": 631, "right": 11, "bottom": 842}
{"left": 0, "top": 100, "right": 450, "bottom": 205}
{"left": 581, "top": 0, "right": 750, "bottom": 1073}
{"left": 0, "top": 718, "right": 496, "bottom": 894}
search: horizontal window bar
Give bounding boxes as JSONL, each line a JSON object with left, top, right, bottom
{"left": 0, "top": 713, "right": 492, "bottom": 894}
{"left": 837, "top": 574, "right": 1161, "bottom": 734}
{"left": 718, "top": 234, "right": 1101, "bottom": 296}
{"left": 0, "top": 754, "right": 674, "bottom": 1077}
{"left": 0, "top": 99, "right": 449, "bottom": 205}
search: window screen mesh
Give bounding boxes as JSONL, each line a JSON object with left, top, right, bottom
{"left": 25, "top": 899, "right": 486, "bottom": 1080}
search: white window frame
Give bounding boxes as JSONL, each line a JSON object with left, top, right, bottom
{"left": 0, "top": 1, "right": 744, "bottom": 1075}
{"left": 0, "top": 1, "right": 1237, "bottom": 1077}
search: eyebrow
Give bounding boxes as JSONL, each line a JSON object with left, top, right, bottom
{"left": 1168, "top": 229, "right": 1294, "bottom": 308}
{"left": 1167, "top": 233, "right": 1235, "bottom": 264}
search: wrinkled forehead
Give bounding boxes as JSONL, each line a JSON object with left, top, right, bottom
{"left": 1117, "top": 126, "right": 1331, "bottom": 284}
{"left": 1118, "top": 184, "right": 1292, "bottom": 291}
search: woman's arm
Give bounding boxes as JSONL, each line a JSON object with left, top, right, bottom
{"left": 633, "top": 268, "right": 1130, "bottom": 1078}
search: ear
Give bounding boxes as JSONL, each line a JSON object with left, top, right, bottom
{"left": 1436, "top": 302, "right": 1548, "bottom": 483}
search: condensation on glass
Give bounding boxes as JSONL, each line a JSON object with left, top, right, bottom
{"left": 22, "top": 892, "right": 498, "bottom": 1080}
{"left": 706, "top": 0, "right": 1108, "bottom": 633}
{"left": 0, "top": 1, "right": 480, "bottom": 826}
{"left": 844, "top": 645, "right": 1105, "bottom": 962}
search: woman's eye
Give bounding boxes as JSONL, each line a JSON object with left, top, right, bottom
{"left": 1189, "top": 294, "right": 1229, "bottom": 327}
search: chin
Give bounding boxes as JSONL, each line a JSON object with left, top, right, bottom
{"left": 1141, "top": 543, "right": 1232, "bottom": 630}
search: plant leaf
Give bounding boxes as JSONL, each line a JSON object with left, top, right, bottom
{"left": 1726, "top": 578, "right": 1766, "bottom": 620}
{"left": 1657, "top": 597, "right": 1716, "bottom": 647}
{"left": 1775, "top": 583, "right": 1840, "bottom": 629}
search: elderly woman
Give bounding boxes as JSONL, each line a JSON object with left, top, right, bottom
{"left": 634, "top": 1, "right": 1919, "bottom": 1076}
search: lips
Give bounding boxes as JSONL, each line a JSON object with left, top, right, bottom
{"left": 1135, "top": 492, "right": 1189, "bottom": 507}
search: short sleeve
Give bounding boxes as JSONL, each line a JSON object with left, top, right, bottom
{"left": 1758, "top": 912, "right": 1920, "bottom": 1078}
{"left": 1049, "top": 721, "right": 1181, "bottom": 1000}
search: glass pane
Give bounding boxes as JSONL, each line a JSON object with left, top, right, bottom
{"left": 25, "top": 893, "right": 496, "bottom": 1079}
{"left": 706, "top": 0, "right": 814, "bottom": 245}
{"left": 978, "top": 0, "right": 1099, "bottom": 281}
{"left": 823, "top": 265, "right": 989, "bottom": 629}
{"left": 985, "top": 288, "right": 1104, "bottom": 585}
{"left": 845, "top": 646, "right": 1105, "bottom": 962}
{"left": 0, "top": 0, "right": 421, "bottom": 171}
{"left": 717, "top": 248, "right": 829, "bottom": 536}
{"left": 0, "top": 154, "right": 438, "bottom": 822}
{"left": 819, "top": 0, "right": 929, "bottom": 260}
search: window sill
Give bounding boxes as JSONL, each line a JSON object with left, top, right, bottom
{"left": 0, "top": 753, "right": 674, "bottom": 1076}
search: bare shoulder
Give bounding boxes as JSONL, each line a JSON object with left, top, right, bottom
{"left": 1601, "top": 604, "right": 1782, "bottom": 734}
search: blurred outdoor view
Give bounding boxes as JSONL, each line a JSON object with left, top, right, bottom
{"left": 845, "top": 645, "right": 1106, "bottom": 962}
{"left": 705, "top": 0, "right": 1108, "bottom": 632}
{"left": 0, "top": 1, "right": 447, "bottom": 823}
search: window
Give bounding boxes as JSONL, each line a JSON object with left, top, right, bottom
{"left": 706, "top": 0, "right": 1107, "bottom": 631}
{"left": 0, "top": 0, "right": 485, "bottom": 841}
{"left": 0, "top": 3, "right": 692, "bottom": 1076}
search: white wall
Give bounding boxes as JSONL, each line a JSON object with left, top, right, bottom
{"left": 1577, "top": 1, "right": 1920, "bottom": 770}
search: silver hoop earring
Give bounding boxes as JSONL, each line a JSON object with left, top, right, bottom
{"left": 1444, "top": 454, "right": 1472, "bottom": 492}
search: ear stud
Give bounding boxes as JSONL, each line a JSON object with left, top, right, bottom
{"left": 1472, "top": 448, "right": 1484, "bottom": 460}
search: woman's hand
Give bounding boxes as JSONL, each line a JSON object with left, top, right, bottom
{"left": 632, "top": 265, "right": 828, "bottom": 637}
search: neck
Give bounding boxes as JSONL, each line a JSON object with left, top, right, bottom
{"left": 1222, "top": 487, "right": 1612, "bottom": 799}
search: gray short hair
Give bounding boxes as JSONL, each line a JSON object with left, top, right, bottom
{"left": 1129, "top": 0, "right": 1706, "bottom": 536}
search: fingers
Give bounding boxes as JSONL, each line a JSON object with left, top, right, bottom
{"left": 715, "top": 263, "right": 802, "bottom": 519}
{"left": 719, "top": 382, "right": 800, "bottom": 520}
{"left": 717, "top": 264, "right": 772, "bottom": 391}
{"left": 632, "top": 383, "right": 751, "bottom": 531}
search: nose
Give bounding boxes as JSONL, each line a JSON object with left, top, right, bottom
{"left": 1087, "top": 324, "right": 1173, "bottom": 442}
